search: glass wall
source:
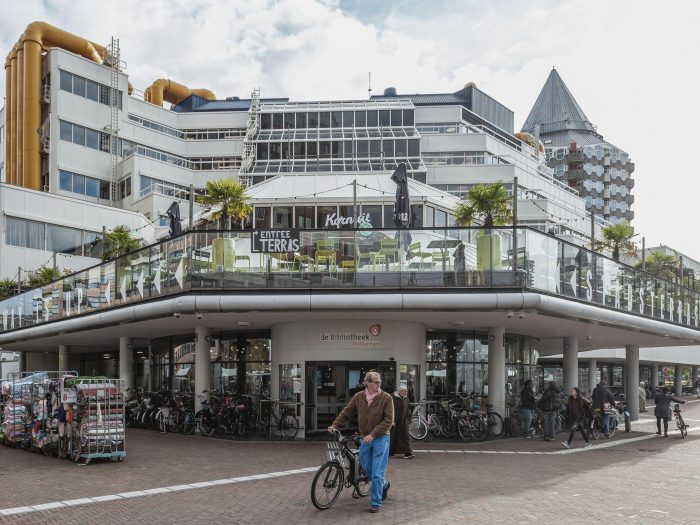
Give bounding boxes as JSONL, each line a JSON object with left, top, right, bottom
{"left": 212, "top": 334, "right": 271, "bottom": 397}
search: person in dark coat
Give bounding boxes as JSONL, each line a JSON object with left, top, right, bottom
{"left": 654, "top": 386, "right": 686, "bottom": 437}
{"left": 519, "top": 380, "right": 537, "bottom": 438}
{"left": 389, "top": 386, "right": 414, "bottom": 458}
{"left": 591, "top": 380, "right": 616, "bottom": 436}
{"left": 561, "top": 387, "right": 592, "bottom": 449}
{"left": 538, "top": 382, "right": 562, "bottom": 441}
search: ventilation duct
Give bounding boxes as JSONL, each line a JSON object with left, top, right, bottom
{"left": 144, "top": 78, "right": 216, "bottom": 107}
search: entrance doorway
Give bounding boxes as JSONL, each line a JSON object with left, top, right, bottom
{"left": 305, "top": 362, "right": 396, "bottom": 434}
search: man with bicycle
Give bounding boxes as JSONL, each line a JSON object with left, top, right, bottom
{"left": 328, "top": 371, "right": 394, "bottom": 513}
{"left": 591, "top": 381, "right": 616, "bottom": 437}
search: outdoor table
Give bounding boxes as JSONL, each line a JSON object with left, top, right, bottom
{"left": 426, "top": 239, "right": 462, "bottom": 272}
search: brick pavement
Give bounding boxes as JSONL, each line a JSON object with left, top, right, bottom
{"left": 1, "top": 396, "right": 699, "bottom": 524}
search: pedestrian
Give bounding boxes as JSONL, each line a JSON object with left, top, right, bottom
{"left": 328, "top": 371, "right": 394, "bottom": 513}
{"left": 639, "top": 381, "right": 647, "bottom": 412}
{"left": 389, "top": 386, "right": 414, "bottom": 459}
{"left": 538, "top": 381, "right": 562, "bottom": 441}
{"left": 561, "top": 387, "right": 593, "bottom": 449}
{"left": 591, "top": 380, "right": 616, "bottom": 437}
{"left": 694, "top": 377, "right": 700, "bottom": 399}
{"left": 519, "top": 380, "right": 536, "bottom": 438}
{"left": 653, "top": 386, "right": 686, "bottom": 437}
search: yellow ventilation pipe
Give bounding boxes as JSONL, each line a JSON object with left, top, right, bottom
{"left": 144, "top": 78, "right": 216, "bottom": 107}
{"left": 4, "top": 22, "right": 108, "bottom": 190}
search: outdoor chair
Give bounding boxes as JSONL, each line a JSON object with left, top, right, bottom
{"left": 407, "top": 242, "right": 432, "bottom": 270}
{"left": 379, "top": 239, "right": 400, "bottom": 268}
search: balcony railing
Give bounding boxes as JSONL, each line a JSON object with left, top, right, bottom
{"left": 1, "top": 227, "right": 698, "bottom": 334}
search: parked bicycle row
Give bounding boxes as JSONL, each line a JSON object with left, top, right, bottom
{"left": 124, "top": 388, "right": 299, "bottom": 440}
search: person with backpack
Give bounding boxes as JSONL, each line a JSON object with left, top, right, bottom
{"left": 538, "top": 382, "right": 562, "bottom": 441}
{"left": 519, "top": 380, "right": 537, "bottom": 438}
{"left": 561, "top": 387, "right": 593, "bottom": 449}
{"left": 654, "top": 386, "right": 686, "bottom": 437}
{"left": 591, "top": 380, "right": 616, "bottom": 437}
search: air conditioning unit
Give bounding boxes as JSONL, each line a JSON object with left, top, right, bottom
{"left": 41, "top": 136, "right": 50, "bottom": 154}
{"left": 42, "top": 83, "right": 51, "bottom": 104}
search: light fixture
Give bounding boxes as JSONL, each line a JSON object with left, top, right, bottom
{"left": 237, "top": 321, "right": 250, "bottom": 327}
{"left": 173, "top": 312, "right": 181, "bottom": 318}
{"left": 205, "top": 335, "right": 212, "bottom": 342}
{"left": 488, "top": 334, "right": 496, "bottom": 342}
{"left": 518, "top": 312, "right": 525, "bottom": 319}
{"left": 506, "top": 311, "right": 513, "bottom": 319}
{"left": 126, "top": 344, "right": 132, "bottom": 350}
{"left": 585, "top": 335, "right": 592, "bottom": 342}
{"left": 450, "top": 321, "right": 464, "bottom": 326}
{"left": 196, "top": 312, "right": 202, "bottom": 320}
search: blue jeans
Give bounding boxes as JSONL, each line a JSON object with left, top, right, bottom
{"left": 603, "top": 413, "right": 610, "bottom": 435}
{"left": 520, "top": 408, "right": 534, "bottom": 435}
{"left": 359, "top": 433, "right": 390, "bottom": 508}
{"left": 542, "top": 411, "right": 557, "bottom": 439}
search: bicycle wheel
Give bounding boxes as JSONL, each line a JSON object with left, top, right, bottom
{"left": 469, "top": 415, "right": 488, "bottom": 442}
{"left": 409, "top": 416, "right": 428, "bottom": 441}
{"left": 167, "top": 411, "right": 181, "bottom": 433}
{"left": 311, "top": 462, "right": 344, "bottom": 510}
{"left": 486, "top": 412, "right": 504, "bottom": 437}
{"left": 279, "top": 414, "right": 299, "bottom": 440}
{"left": 590, "top": 417, "right": 602, "bottom": 440}
{"left": 457, "top": 415, "right": 472, "bottom": 442}
{"left": 555, "top": 415, "right": 563, "bottom": 434}
{"left": 354, "top": 475, "right": 370, "bottom": 498}
{"left": 181, "top": 412, "right": 196, "bottom": 435}
{"left": 676, "top": 415, "right": 687, "bottom": 438}
{"left": 198, "top": 412, "right": 216, "bottom": 437}
{"left": 608, "top": 416, "right": 617, "bottom": 438}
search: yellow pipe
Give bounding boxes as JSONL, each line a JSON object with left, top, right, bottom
{"left": 23, "top": 37, "right": 43, "bottom": 190}
{"left": 16, "top": 45, "right": 24, "bottom": 187}
{"left": 145, "top": 78, "right": 216, "bottom": 107}
{"left": 5, "top": 49, "right": 15, "bottom": 185}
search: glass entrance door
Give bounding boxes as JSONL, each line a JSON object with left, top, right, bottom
{"left": 305, "top": 361, "right": 396, "bottom": 434}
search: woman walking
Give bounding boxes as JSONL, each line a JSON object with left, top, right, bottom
{"left": 561, "top": 387, "right": 593, "bottom": 449}
{"left": 654, "top": 386, "right": 686, "bottom": 437}
{"left": 519, "top": 380, "right": 536, "bottom": 438}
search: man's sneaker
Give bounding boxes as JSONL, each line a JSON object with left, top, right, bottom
{"left": 584, "top": 442, "right": 593, "bottom": 449}
{"left": 369, "top": 506, "right": 380, "bottom": 513}
{"left": 560, "top": 441, "right": 570, "bottom": 449}
{"left": 382, "top": 481, "right": 390, "bottom": 500}
{"left": 524, "top": 434, "right": 532, "bottom": 439}
{"left": 403, "top": 452, "right": 415, "bottom": 459}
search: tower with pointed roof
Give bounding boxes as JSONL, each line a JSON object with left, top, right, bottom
{"left": 522, "top": 68, "right": 635, "bottom": 224}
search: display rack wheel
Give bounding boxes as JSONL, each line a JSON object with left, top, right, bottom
{"left": 117, "top": 456, "right": 124, "bottom": 462}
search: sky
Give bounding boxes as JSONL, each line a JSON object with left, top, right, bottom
{"left": 1, "top": 0, "right": 699, "bottom": 259}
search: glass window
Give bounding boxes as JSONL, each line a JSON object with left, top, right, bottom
{"left": 284, "top": 113, "right": 295, "bottom": 129}
{"left": 59, "top": 170, "right": 72, "bottom": 191}
{"left": 383, "top": 140, "right": 394, "bottom": 158}
{"left": 435, "top": 209, "right": 447, "bottom": 228}
{"left": 59, "top": 70, "right": 72, "bottom": 92}
{"left": 308, "top": 112, "right": 319, "bottom": 128}
{"left": 72, "top": 125, "right": 85, "bottom": 146}
{"left": 86, "top": 129, "right": 99, "bottom": 150}
{"left": 356, "top": 140, "right": 368, "bottom": 157}
{"left": 48, "top": 224, "right": 83, "bottom": 255}
{"left": 319, "top": 112, "right": 330, "bottom": 128}
{"left": 99, "top": 84, "right": 110, "bottom": 105}
{"left": 355, "top": 111, "right": 366, "bottom": 127}
{"left": 294, "top": 206, "right": 315, "bottom": 228}
{"left": 317, "top": 205, "right": 337, "bottom": 229}
{"left": 378, "top": 110, "right": 390, "bottom": 127}
{"left": 367, "top": 111, "right": 378, "bottom": 127}
{"left": 425, "top": 206, "right": 435, "bottom": 228}
{"left": 390, "top": 110, "right": 402, "bottom": 126}
{"left": 403, "top": 110, "right": 414, "bottom": 127}
{"left": 6, "top": 217, "right": 45, "bottom": 250}
{"left": 260, "top": 113, "right": 271, "bottom": 130}
{"left": 342, "top": 111, "right": 353, "bottom": 128}
{"left": 361, "top": 205, "right": 382, "bottom": 228}
{"left": 319, "top": 141, "right": 330, "bottom": 159}
{"left": 293, "top": 142, "right": 305, "bottom": 158}
{"left": 100, "top": 181, "right": 110, "bottom": 200}
{"left": 338, "top": 205, "right": 354, "bottom": 230}
{"left": 257, "top": 143, "right": 269, "bottom": 160}
{"left": 60, "top": 121, "right": 72, "bottom": 142}
{"left": 383, "top": 205, "right": 394, "bottom": 227}
{"left": 272, "top": 113, "right": 283, "bottom": 129}
{"left": 331, "top": 141, "right": 341, "bottom": 158}
{"left": 272, "top": 206, "right": 293, "bottom": 228}
{"left": 86, "top": 80, "right": 99, "bottom": 101}
{"left": 73, "top": 174, "right": 86, "bottom": 194}
{"left": 85, "top": 177, "right": 99, "bottom": 198}
{"left": 72, "top": 76, "right": 86, "bottom": 97}
{"left": 369, "top": 139, "right": 381, "bottom": 155}
{"left": 307, "top": 141, "right": 318, "bottom": 158}
{"left": 410, "top": 204, "right": 423, "bottom": 227}
{"left": 395, "top": 139, "right": 407, "bottom": 157}
{"left": 269, "top": 143, "right": 281, "bottom": 160}
{"left": 254, "top": 207, "right": 270, "bottom": 229}
{"left": 295, "top": 112, "right": 307, "bottom": 129}
{"left": 407, "top": 139, "right": 420, "bottom": 157}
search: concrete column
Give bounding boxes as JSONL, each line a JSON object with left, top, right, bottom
{"left": 692, "top": 366, "right": 698, "bottom": 388}
{"left": 625, "top": 345, "right": 640, "bottom": 421}
{"left": 195, "top": 327, "right": 212, "bottom": 413}
{"left": 651, "top": 362, "right": 660, "bottom": 387}
{"left": 675, "top": 365, "right": 682, "bottom": 397}
{"left": 119, "top": 336, "right": 133, "bottom": 393}
{"left": 58, "top": 345, "right": 68, "bottom": 372}
{"left": 587, "top": 358, "right": 597, "bottom": 397}
{"left": 487, "top": 326, "right": 505, "bottom": 419}
{"left": 606, "top": 365, "right": 613, "bottom": 386}
{"left": 563, "top": 337, "right": 579, "bottom": 394}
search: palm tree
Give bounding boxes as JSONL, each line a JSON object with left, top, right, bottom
{"left": 454, "top": 182, "right": 512, "bottom": 229}
{"left": 637, "top": 252, "right": 679, "bottom": 281}
{"left": 103, "top": 226, "right": 143, "bottom": 261}
{"left": 27, "top": 266, "right": 61, "bottom": 287}
{"left": 0, "top": 278, "right": 17, "bottom": 299}
{"left": 196, "top": 178, "right": 252, "bottom": 229}
{"left": 593, "top": 221, "right": 636, "bottom": 261}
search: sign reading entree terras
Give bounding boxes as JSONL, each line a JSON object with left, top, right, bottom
{"left": 252, "top": 229, "right": 300, "bottom": 253}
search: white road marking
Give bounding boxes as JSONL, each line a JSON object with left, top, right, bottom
{"left": 0, "top": 465, "right": 319, "bottom": 517}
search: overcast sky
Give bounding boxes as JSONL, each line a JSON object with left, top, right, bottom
{"left": 2, "top": 0, "right": 698, "bottom": 259}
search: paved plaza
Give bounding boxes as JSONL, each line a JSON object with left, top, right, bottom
{"left": 1, "top": 397, "right": 700, "bottom": 524}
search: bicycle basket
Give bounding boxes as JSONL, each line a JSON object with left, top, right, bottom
{"left": 326, "top": 441, "right": 342, "bottom": 462}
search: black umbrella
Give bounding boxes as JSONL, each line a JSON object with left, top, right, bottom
{"left": 390, "top": 163, "right": 412, "bottom": 255}
{"left": 165, "top": 201, "right": 182, "bottom": 237}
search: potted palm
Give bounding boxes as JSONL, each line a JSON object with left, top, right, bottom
{"left": 27, "top": 265, "right": 62, "bottom": 287}
{"left": 636, "top": 252, "right": 678, "bottom": 281}
{"left": 102, "top": 226, "right": 143, "bottom": 261}
{"left": 196, "top": 178, "right": 253, "bottom": 271}
{"left": 0, "top": 278, "right": 18, "bottom": 299}
{"left": 593, "top": 221, "right": 636, "bottom": 261}
{"left": 454, "top": 182, "right": 512, "bottom": 270}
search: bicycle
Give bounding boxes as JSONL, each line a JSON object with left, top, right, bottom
{"left": 311, "top": 429, "right": 369, "bottom": 510}
{"left": 590, "top": 407, "right": 618, "bottom": 440}
{"left": 409, "top": 400, "right": 438, "bottom": 441}
{"left": 258, "top": 399, "right": 299, "bottom": 440}
{"left": 674, "top": 403, "right": 688, "bottom": 439}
